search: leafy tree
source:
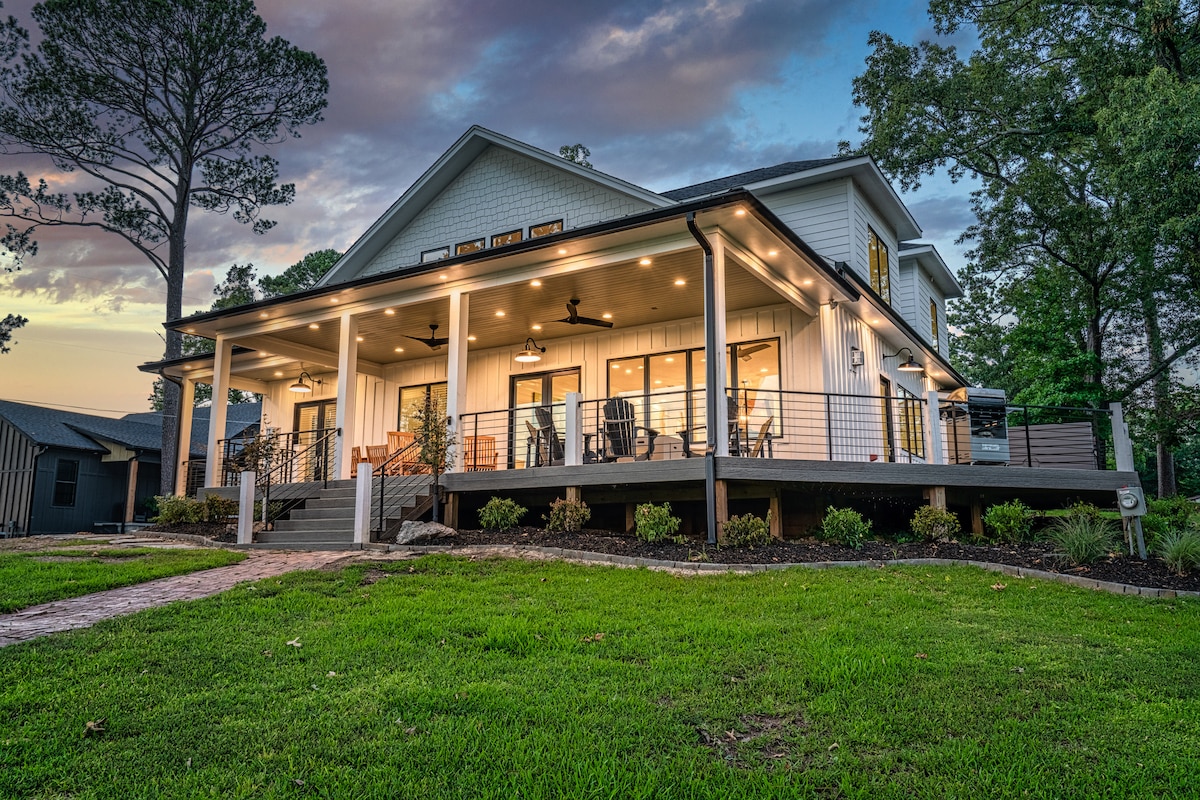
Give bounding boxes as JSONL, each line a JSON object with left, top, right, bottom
{"left": 0, "top": 0, "right": 328, "bottom": 493}
{"left": 558, "top": 143, "right": 593, "bottom": 169}
{"left": 846, "top": 0, "right": 1200, "bottom": 495}
{"left": 0, "top": 311, "right": 25, "bottom": 354}
{"left": 259, "top": 248, "right": 340, "bottom": 297}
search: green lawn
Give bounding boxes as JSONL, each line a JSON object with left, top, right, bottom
{"left": 0, "top": 547, "right": 246, "bottom": 612}
{"left": 2, "top": 556, "right": 1198, "bottom": 799}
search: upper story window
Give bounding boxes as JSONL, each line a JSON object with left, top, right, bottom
{"left": 52, "top": 459, "right": 79, "bottom": 507}
{"left": 491, "top": 229, "right": 523, "bottom": 248}
{"left": 869, "top": 228, "right": 890, "bottom": 303}
{"left": 930, "top": 299, "right": 939, "bottom": 352}
{"left": 529, "top": 219, "right": 563, "bottom": 238}
{"left": 421, "top": 246, "right": 449, "bottom": 263}
{"left": 456, "top": 238, "right": 484, "bottom": 256}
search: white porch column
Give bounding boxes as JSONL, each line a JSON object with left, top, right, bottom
{"left": 1111, "top": 402, "right": 1135, "bottom": 473}
{"left": 925, "top": 389, "right": 945, "bottom": 465}
{"left": 175, "top": 376, "right": 196, "bottom": 495}
{"left": 564, "top": 392, "right": 582, "bottom": 466}
{"left": 237, "top": 470, "right": 256, "bottom": 545}
{"left": 710, "top": 231, "right": 730, "bottom": 456}
{"left": 334, "top": 312, "right": 359, "bottom": 480}
{"left": 204, "top": 335, "right": 233, "bottom": 488}
{"left": 352, "top": 466, "right": 372, "bottom": 547}
{"left": 445, "top": 290, "right": 469, "bottom": 473}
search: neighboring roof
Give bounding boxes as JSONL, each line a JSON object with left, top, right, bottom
{"left": 898, "top": 243, "right": 964, "bottom": 298}
{"left": 317, "top": 125, "right": 671, "bottom": 287}
{"left": 661, "top": 158, "right": 853, "bottom": 201}
{"left": 0, "top": 400, "right": 260, "bottom": 458}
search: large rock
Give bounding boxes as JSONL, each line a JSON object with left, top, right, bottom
{"left": 394, "top": 520, "right": 456, "bottom": 545}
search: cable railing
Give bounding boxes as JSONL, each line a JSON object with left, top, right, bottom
{"left": 372, "top": 440, "right": 436, "bottom": 538}
{"left": 457, "top": 402, "right": 568, "bottom": 470}
{"left": 940, "top": 400, "right": 1114, "bottom": 470}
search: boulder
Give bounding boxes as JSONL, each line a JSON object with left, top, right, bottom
{"left": 393, "top": 520, "right": 456, "bottom": 545}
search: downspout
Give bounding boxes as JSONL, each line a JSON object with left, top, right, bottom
{"left": 686, "top": 212, "right": 719, "bottom": 546}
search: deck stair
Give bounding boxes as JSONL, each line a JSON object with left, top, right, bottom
{"left": 249, "top": 478, "right": 433, "bottom": 550}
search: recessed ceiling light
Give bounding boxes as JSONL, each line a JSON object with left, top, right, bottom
{"left": 602, "top": 313, "right": 612, "bottom": 319}
{"left": 259, "top": 312, "right": 269, "bottom": 318}
{"left": 802, "top": 279, "right": 814, "bottom": 286}
{"left": 308, "top": 323, "right": 319, "bottom": 329}
{"left": 674, "top": 279, "right": 686, "bottom": 286}
{"left": 495, "top": 310, "right": 505, "bottom": 317}
{"left": 625, "top": 369, "right": 632, "bottom": 374}
{"left": 665, "top": 357, "right": 674, "bottom": 363}
{"left": 330, "top": 297, "right": 340, "bottom": 304}
{"left": 183, "top": 365, "right": 192, "bottom": 371}
{"left": 384, "top": 308, "right": 395, "bottom": 315}
{"left": 394, "top": 346, "right": 404, "bottom": 353}
{"left": 639, "top": 258, "right": 652, "bottom": 266}
{"left": 274, "top": 371, "right": 284, "bottom": 377}
{"left": 767, "top": 250, "right": 778, "bottom": 257}
{"left": 439, "top": 274, "right": 448, "bottom": 281}
{"left": 185, "top": 327, "right": 195, "bottom": 333}
{"left": 655, "top": 379, "right": 663, "bottom": 385}
{"left": 760, "top": 367, "right": 769, "bottom": 373}
{"left": 871, "top": 319, "right": 881, "bottom": 324}
{"left": 356, "top": 336, "right": 364, "bottom": 342}
{"left": 530, "top": 280, "right": 541, "bottom": 287}
{"left": 611, "top": 364, "right": 620, "bottom": 369}
{"left": 557, "top": 248, "right": 568, "bottom": 255}
{"left": 735, "top": 208, "right": 746, "bottom": 216}
{"left": 532, "top": 324, "right": 542, "bottom": 331}
{"left": 258, "top": 351, "right": 269, "bottom": 357}
{"left": 637, "top": 364, "right": 644, "bottom": 370}
{"left": 467, "top": 335, "right": 476, "bottom": 342}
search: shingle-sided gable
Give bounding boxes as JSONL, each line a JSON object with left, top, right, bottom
{"left": 358, "top": 145, "right": 657, "bottom": 279}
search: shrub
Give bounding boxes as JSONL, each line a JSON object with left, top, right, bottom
{"left": 635, "top": 502, "right": 681, "bottom": 542}
{"left": 1140, "top": 513, "right": 1170, "bottom": 554}
{"left": 545, "top": 498, "right": 590, "bottom": 533}
{"left": 201, "top": 493, "right": 238, "bottom": 524}
{"left": 153, "top": 495, "right": 202, "bottom": 525}
{"left": 1047, "top": 515, "right": 1119, "bottom": 566}
{"left": 1067, "top": 501, "right": 1104, "bottom": 523}
{"left": 1159, "top": 528, "right": 1200, "bottom": 575}
{"left": 723, "top": 513, "right": 772, "bottom": 547}
{"left": 821, "top": 506, "right": 871, "bottom": 550}
{"left": 910, "top": 505, "right": 961, "bottom": 541}
{"left": 479, "top": 497, "right": 527, "bottom": 532}
{"left": 1147, "top": 495, "right": 1196, "bottom": 532}
{"left": 983, "top": 499, "right": 1032, "bottom": 542}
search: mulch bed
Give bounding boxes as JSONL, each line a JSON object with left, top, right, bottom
{"left": 444, "top": 527, "right": 1200, "bottom": 593}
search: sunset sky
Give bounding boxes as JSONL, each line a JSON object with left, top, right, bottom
{"left": 0, "top": 0, "right": 976, "bottom": 417}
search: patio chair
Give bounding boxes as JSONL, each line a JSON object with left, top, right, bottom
{"left": 748, "top": 417, "right": 775, "bottom": 459}
{"left": 531, "top": 406, "right": 564, "bottom": 466}
{"left": 680, "top": 395, "right": 740, "bottom": 457}
{"left": 387, "top": 431, "right": 425, "bottom": 474}
{"left": 350, "top": 445, "right": 363, "bottom": 478}
{"left": 365, "top": 444, "right": 391, "bottom": 475}
{"left": 602, "top": 397, "right": 657, "bottom": 461}
{"left": 463, "top": 435, "right": 498, "bottom": 471}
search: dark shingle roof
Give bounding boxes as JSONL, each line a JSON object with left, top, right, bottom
{"left": 660, "top": 157, "right": 855, "bottom": 201}
{"left": 0, "top": 400, "right": 260, "bottom": 457}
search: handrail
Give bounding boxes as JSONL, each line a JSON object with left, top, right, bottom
{"left": 256, "top": 427, "right": 339, "bottom": 527}
{"left": 373, "top": 440, "right": 435, "bottom": 537}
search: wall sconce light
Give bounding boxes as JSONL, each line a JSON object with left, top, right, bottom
{"left": 882, "top": 347, "right": 925, "bottom": 373}
{"left": 288, "top": 370, "right": 322, "bottom": 393}
{"left": 849, "top": 345, "right": 864, "bottom": 370}
{"left": 514, "top": 337, "right": 546, "bottom": 363}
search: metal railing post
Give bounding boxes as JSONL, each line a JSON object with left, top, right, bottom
{"left": 825, "top": 394, "right": 833, "bottom": 460}
{"left": 1023, "top": 407, "right": 1033, "bottom": 468}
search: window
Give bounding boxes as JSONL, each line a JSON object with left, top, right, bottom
{"left": 398, "top": 382, "right": 448, "bottom": 433}
{"left": 930, "top": 299, "right": 939, "bottom": 352}
{"left": 456, "top": 238, "right": 485, "bottom": 256}
{"left": 491, "top": 229, "right": 523, "bottom": 248}
{"left": 421, "top": 246, "right": 449, "bottom": 263}
{"left": 52, "top": 459, "right": 79, "bottom": 507}
{"left": 529, "top": 219, "right": 563, "bottom": 238}
{"left": 869, "top": 228, "right": 890, "bottom": 303}
{"left": 897, "top": 386, "right": 926, "bottom": 459}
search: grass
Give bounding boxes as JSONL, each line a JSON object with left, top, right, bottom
{"left": 1, "top": 555, "right": 1199, "bottom": 798}
{"left": 0, "top": 546, "right": 246, "bottom": 612}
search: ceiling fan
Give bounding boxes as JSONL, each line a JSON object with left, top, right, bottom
{"left": 404, "top": 323, "right": 450, "bottom": 350}
{"left": 547, "top": 298, "right": 613, "bottom": 329}
{"left": 738, "top": 342, "right": 772, "bottom": 361}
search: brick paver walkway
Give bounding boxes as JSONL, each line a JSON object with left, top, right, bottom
{"left": 0, "top": 550, "right": 353, "bottom": 647}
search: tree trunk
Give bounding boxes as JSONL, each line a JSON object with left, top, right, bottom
{"left": 159, "top": 202, "right": 190, "bottom": 495}
{"left": 1141, "top": 288, "right": 1178, "bottom": 498}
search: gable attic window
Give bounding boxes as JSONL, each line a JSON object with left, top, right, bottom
{"left": 52, "top": 458, "right": 79, "bottom": 507}
{"left": 456, "top": 238, "right": 485, "bottom": 256}
{"left": 529, "top": 219, "right": 563, "bottom": 238}
{"left": 421, "top": 246, "right": 450, "bottom": 263}
{"left": 491, "top": 229, "right": 523, "bottom": 248}
{"left": 930, "top": 299, "right": 939, "bottom": 352}
{"left": 868, "top": 227, "right": 890, "bottom": 303}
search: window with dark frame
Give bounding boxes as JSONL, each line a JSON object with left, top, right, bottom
{"left": 421, "top": 246, "right": 450, "bottom": 263}
{"left": 529, "top": 219, "right": 563, "bottom": 238}
{"left": 869, "top": 227, "right": 890, "bottom": 303}
{"left": 491, "top": 229, "right": 523, "bottom": 248}
{"left": 897, "top": 386, "right": 926, "bottom": 459}
{"left": 52, "top": 459, "right": 79, "bottom": 507}
{"left": 398, "top": 382, "right": 448, "bottom": 433}
{"left": 456, "top": 238, "right": 485, "bottom": 256}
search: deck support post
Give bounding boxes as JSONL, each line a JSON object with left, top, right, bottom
{"left": 445, "top": 492, "right": 459, "bottom": 529}
{"left": 176, "top": 377, "right": 196, "bottom": 495}
{"left": 204, "top": 335, "right": 233, "bottom": 488}
{"left": 924, "top": 486, "right": 947, "bottom": 510}
{"left": 970, "top": 498, "right": 984, "bottom": 537}
{"left": 626, "top": 503, "right": 636, "bottom": 535}
{"left": 237, "top": 470, "right": 256, "bottom": 545}
{"left": 446, "top": 290, "right": 470, "bottom": 474}
{"left": 769, "top": 490, "right": 783, "bottom": 540}
{"left": 714, "top": 478, "right": 729, "bottom": 544}
{"left": 566, "top": 485, "right": 582, "bottom": 504}
{"left": 335, "top": 312, "right": 359, "bottom": 480}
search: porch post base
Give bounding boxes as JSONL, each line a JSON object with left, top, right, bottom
{"left": 769, "top": 490, "right": 783, "bottom": 540}
{"left": 352, "top": 469, "right": 372, "bottom": 546}
{"left": 970, "top": 497, "right": 984, "bottom": 538}
{"left": 566, "top": 486, "right": 582, "bottom": 505}
{"left": 625, "top": 503, "right": 635, "bottom": 535}
{"left": 715, "top": 479, "right": 729, "bottom": 544}
{"left": 237, "top": 471, "right": 256, "bottom": 545}
{"left": 923, "top": 486, "right": 947, "bottom": 510}
{"left": 445, "top": 492, "right": 460, "bottom": 529}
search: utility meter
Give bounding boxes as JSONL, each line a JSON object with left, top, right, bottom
{"left": 1116, "top": 486, "right": 1146, "bottom": 518}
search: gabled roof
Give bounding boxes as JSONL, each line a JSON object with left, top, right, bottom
{"left": 0, "top": 400, "right": 261, "bottom": 457}
{"left": 661, "top": 158, "right": 853, "bottom": 201}
{"left": 317, "top": 125, "right": 671, "bottom": 287}
{"left": 898, "top": 243, "right": 963, "bottom": 298}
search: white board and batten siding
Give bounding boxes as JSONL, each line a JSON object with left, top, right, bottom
{"left": 359, "top": 146, "right": 655, "bottom": 279}
{"left": 0, "top": 417, "right": 37, "bottom": 533}
{"left": 758, "top": 179, "right": 853, "bottom": 266}
{"left": 847, "top": 182, "right": 900, "bottom": 290}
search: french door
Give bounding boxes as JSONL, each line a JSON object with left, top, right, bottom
{"left": 510, "top": 368, "right": 580, "bottom": 468}
{"left": 293, "top": 399, "right": 337, "bottom": 481}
